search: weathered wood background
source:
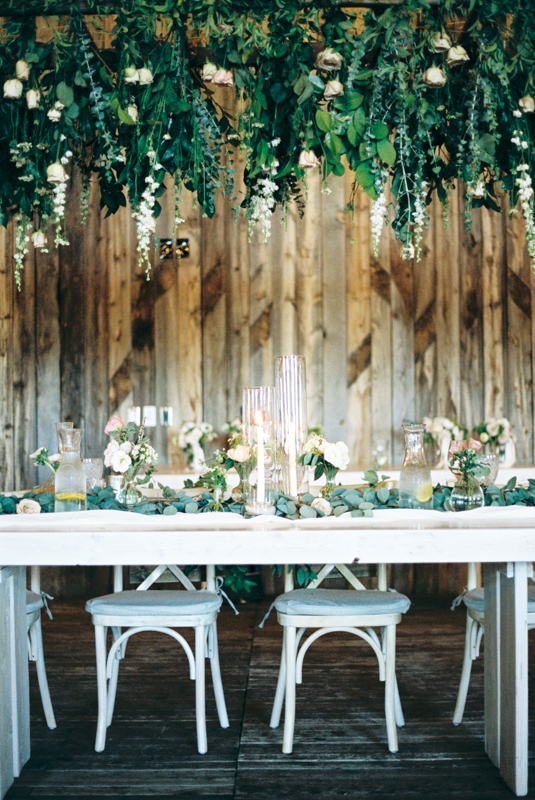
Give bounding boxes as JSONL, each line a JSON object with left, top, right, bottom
{"left": 0, "top": 160, "right": 533, "bottom": 597}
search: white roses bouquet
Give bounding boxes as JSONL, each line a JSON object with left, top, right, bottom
{"left": 178, "top": 420, "right": 216, "bottom": 471}
{"left": 298, "top": 433, "right": 350, "bottom": 492}
{"left": 103, "top": 416, "right": 157, "bottom": 487}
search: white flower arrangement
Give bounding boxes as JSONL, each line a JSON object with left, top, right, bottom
{"left": 299, "top": 434, "right": 350, "bottom": 492}
{"left": 178, "top": 420, "right": 216, "bottom": 470}
{"left": 103, "top": 416, "right": 157, "bottom": 486}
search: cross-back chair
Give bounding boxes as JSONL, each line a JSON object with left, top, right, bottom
{"left": 453, "top": 562, "right": 535, "bottom": 724}
{"left": 85, "top": 564, "right": 229, "bottom": 753}
{"left": 27, "top": 566, "right": 56, "bottom": 730}
{"left": 267, "top": 563, "right": 410, "bottom": 754}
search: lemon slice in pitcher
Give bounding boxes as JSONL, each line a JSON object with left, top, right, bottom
{"left": 414, "top": 483, "right": 433, "bottom": 504}
{"left": 55, "top": 492, "right": 86, "bottom": 501}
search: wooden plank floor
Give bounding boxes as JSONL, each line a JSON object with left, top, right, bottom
{"left": 7, "top": 598, "right": 535, "bottom": 799}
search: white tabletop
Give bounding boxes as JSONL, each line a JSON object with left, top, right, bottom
{"left": 1, "top": 505, "right": 535, "bottom": 566}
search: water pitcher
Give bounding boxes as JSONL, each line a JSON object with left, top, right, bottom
{"left": 54, "top": 427, "right": 87, "bottom": 512}
{"left": 399, "top": 423, "right": 433, "bottom": 509}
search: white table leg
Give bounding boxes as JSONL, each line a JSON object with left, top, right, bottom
{"left": 483, "top": 562, "right": 501, "bottom": 769}
{"left": 0, "top": 566, "right": 30, "bottom": 800}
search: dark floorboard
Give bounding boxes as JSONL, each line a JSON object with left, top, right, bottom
{"left": 6, "top": 598, "right": 535, "bottom": 799}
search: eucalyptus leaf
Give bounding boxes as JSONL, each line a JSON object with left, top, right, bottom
{"left": 316, "top": 109, "right": 332, "bottom": 133}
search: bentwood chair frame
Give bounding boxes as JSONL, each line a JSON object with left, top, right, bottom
{"left": 86, "top": 564, "right": 228, "bottom": 754}
{"left": 27, "top": 566, "right": 56, "bottom": 730}
{"left": 269, "top": 563, "right": 409, "bottom": 754}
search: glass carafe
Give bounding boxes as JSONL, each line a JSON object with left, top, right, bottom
{"left": 54, "top": 428, "right": 87, "bottom": 512}
{"left": 399, "top": 423, "right": 433, "bottom": 509}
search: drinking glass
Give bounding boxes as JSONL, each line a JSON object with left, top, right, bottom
{"left": 83, "top": 457, "right": 104, "bottom": 490}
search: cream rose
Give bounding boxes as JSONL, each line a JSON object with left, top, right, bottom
{"left": 311, "top": 497, "right": 332, "bottom": 516}
{"left": 47, "top": 163, "right": 67, "bottom": 184}
{"left": 212, "top": 69, "right": 234, "bottom": 87}
{"left": 32, "top": 230, "right": 47, "bottom": 248}
{"left": 202, "top": 62, "right": 218, "bottom": 82}
{"left": 17, "top": 498, "right": 41, "bottom": 514}
{"left": 298, "top": 150, "right": 321, "bottom": 169}
{"left": 479, "top": 431, "right": 489, "bottom": 443}
{"left": 104, "top": 439, "right": 119, "bottom": 468}
{"left": 487, "top": 420, "right": 500, "bottom": 437}
{"left": 519, "top": 96, "right": 535, "bottom": 114}
{"left": 423, "top": 67, "right": 447, "bottom": 87}
{"left": 29, "top": 446, "right": 46, "bottom": 459}
{"left": 104, "top": 415, "right": 125, "bottom": 435}
{"left": 119, "top": 440, "right": 132, "bottom": 454}
{"left": 430, "top": 32, "right": 451, "bottom": 52}
{"left": 324, "top": 80, "right": 344, "bottom": 99}
{"left": 126, "top": 104, "right": 138, "bottom": 123}
{"left": 26, "top": 89, "right": 40, "bottom": 109}
{"left": 4, "top": 78, "right": 23, "bottom": 99}
{"left": 323, "top": 441, "right": 350, "bottom": 471}
{"left": 124, "top": 67, "right": 139, "bottom": 84}
{"left": 47, "top": 108, "right": 62, "bottom": 122}
{"left": 228, "top": 444, "right": 251, "bottom": 463}
{"left": 110, "top": 449, "right": 132, "bottom": 474}
{"left": 138, "top": 68, "right": 153, "bottom": 86}
{"left": 446, "top": 46, "right": 469, "bottom": 67}
{"left": 315, "top": 47, "right": 343, "bottom": 72}
{"left": 15, "top": 60, "right": 30, "bottom": 81}
{"left": 48, "top": 452, "right": 61, "bottom": 463}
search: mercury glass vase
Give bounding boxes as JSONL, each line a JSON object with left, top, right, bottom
{"left": 275, "top": 355, "right": 307, "bottom": 498}
{"left": 242, "top": 386, "right": 276, "bottom": 515}
{"left": 399, "top": 423, "right": 433, "bottom": 510}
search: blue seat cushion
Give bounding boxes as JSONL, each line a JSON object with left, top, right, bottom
{"left": 464, "top": 585, "right": 535, "bottom": 613}
{"left": 274, "top": 588, "right": 411, "bottom": 616}
{"left": 86, "top": 589, "right": 222, "bottom": 617}
{"left": 26, "top": 590, "right": 43, "bottom": 614}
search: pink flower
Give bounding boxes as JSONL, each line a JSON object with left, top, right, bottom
{"left": 449, "top": 438, "right": 482, "bottom": 456}
{"left": 298, "top": 150, "right": 321, "bottom": 169}
{"left": 212, "top": 70, "right": 233, "bottom": 87}
{"left": 467, "top": 438, "right": 482, "bottom": 452}
{"left": 104, "top": 415, "right": 125, "bottom": 435}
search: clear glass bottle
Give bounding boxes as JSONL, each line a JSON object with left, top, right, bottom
{"left": 54, "top": 428, "right": 87, "bottom": 512}
{"left": 399, "top": 423, "right": 433, "bottom": 509}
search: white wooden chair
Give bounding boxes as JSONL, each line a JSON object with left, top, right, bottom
{"left": 27, "top": 566, "right": 56, "bottom": 730}
{"left": 266, "top": 564, "right": 411, "bottom": 753}
{"left": 453, "top": 563, "right": 535, "bottom": 724}
{"left": 85, "top": 564, "right": 229, "bottom": 753}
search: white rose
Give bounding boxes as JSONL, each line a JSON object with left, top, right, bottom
{"left": 4, "top": 78, "right": 23, "bottom": 99}
{"left": 202, "top": 62, "right": 218, "bottom": 82}
{"left": 212, "top": 69, "right": 234, "bottom": 87}
{"left": 430, "top": 32, "right": 451, "bottom": 52}
{"left": 298, "top": 150, "right": 321, "bottom": 169}
{"left": 103, "top": 439, "right": 119, "bottom": 467}
{"left": 472, "top": 181, "right": 485, "bottom": 198}
{"left": 323, "top": 441, "right": 350, "bottom": 470}
{"left": 47, "top": 163, "right": 67, "bottom": 184}
{"left": 32, "top": 230, "right": 47, "bottom": 248}
{"left": 423, "top": 67, "right": 447, "bottom": 87}
{"left": 442, "top": 418, "right": 454, "bottom": 430}
{"left": 324, "top": 80, "right": 344, "bottom": 99}
{"left": 487, "top": 420, "right": 500, "bottom": 437}
{"left": 26, "top": 89, "right": 40, "bottom": 109}
{"left": 124, "top": 67, "right": 139, "bottom": 84}
{"left": 138, "top": 68, "right": 153, "bottom": 85}
{"left": 446, "top": 46, "right": 470, "bottom": 67}
{"left": 29, "top": 446, "right": 46, "bottom": 459}
{"left": 17, "top": 498, "right": 41, "bottom": 514}
{"left": 228, "top": 444, "right": 251, "bottom": 463}
{"left": 311, "top": 497, "right": 332, "bottom": 516}
{"left": 126, "top": 104, "right": 138, "bottom": 123}
{"left": 48, "top": 453, "right": 61, "bottom": 463}
{"left": 111, "top": 450, "right": 132, "bottom": 473}
{"left": 47, "top": 108, "right": 62, "bottom": 122}
{"left": 120, "top": 441, "right": 132, "bottom": 454}
{"left": 519, "top": 96, "right": 535, "bottom": 114}
{"left": 16, "top": 60, "right": 30, "bottom": 81}
{"left": 315, "top": 47, "right": 343, "bottom": 72}
{"left": 497, "top": 417, "right": 510, "bottom": 428}
{"left": 200, "top": 422, "right": 213, "bottom": 433}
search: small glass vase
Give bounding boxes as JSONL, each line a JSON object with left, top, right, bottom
{"left": 448, "top": 472, "right": 484, "bottom": 512}
{"left": 116, "top": 478, "right": 143, "bottom": 507}
{"left": 320, "top": 467, "right": 338, "bottom": 498}
{"left": 399, "top": 423, "right": 433, "bottom": 510}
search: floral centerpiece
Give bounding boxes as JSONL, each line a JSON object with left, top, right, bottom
{"left": 298, "top": 434, "right": 350, "bottom": 496}
{"left": 225, "top": 434, "right": 253, "bottom": 501}
{"left": 447, "top": 439, "right": 489, "bottom": 512}
{"left": 30, "top": 446, "right": 61, "bottom": 473}
{"left": 473, "top": 418, "right": 515, "bottom": 466}
{"left": 423, "top": 416, "right": 468, "bottom": 468}
{"left": 103, "top": 415, "right": 157, "bottom": 505}
{"left": 177, "top": 420, "right": 216, "bottom": 471}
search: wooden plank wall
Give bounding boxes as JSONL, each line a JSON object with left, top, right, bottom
{"left": 0, "top": 168, "right": 534, "bottom": 597}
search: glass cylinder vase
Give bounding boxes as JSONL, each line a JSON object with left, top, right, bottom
{"left": 54, "top": 427, "right": 87, "bottom": 512}
{"left": 399, "top": 423, "right": 433, "bottom": 510}
{"left": 275, "top": 355, "right": 307, "bottom": 498}
{"left": 242, "top": 387, "right": 276, "bottom": 515}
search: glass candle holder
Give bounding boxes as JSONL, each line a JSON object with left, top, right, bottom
{"left": 275, "top": 355, "right": 307, "bottom": 498}
{"left": 242, "top": 387, "right": 276, "bottom": 515}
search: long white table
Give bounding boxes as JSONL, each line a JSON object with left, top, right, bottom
{"left": 1, "top": 505, "right": 535, "bottom": 796}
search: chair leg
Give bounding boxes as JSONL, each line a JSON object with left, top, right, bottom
{"left": 394, "top": 673, "right": 405, "bottom": 728}
{"left": 195, "top": 625, "right": 208, "bottom": 754}
{"left": 208, "top": 622, "right": 229, "bottom": 729}
{"left": 33, "top": 616, "right": 56, "bottom": 730}
{"left": 270, "top": 627, "right": 287, "bottom": 729}
{"left": 384, "top": 624, "right": 398, "bottom": 753}
{"left": 106, "top": 627, "right": 122, "bottom": 727}
{"left": 94, "top": 624, "right": 109, "bottom": 752}
{"left": 282, "top": 626, "right": 297, "bottom": 754}
{"left": 453, "top": 614, "right": 477, "bottom": 725}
